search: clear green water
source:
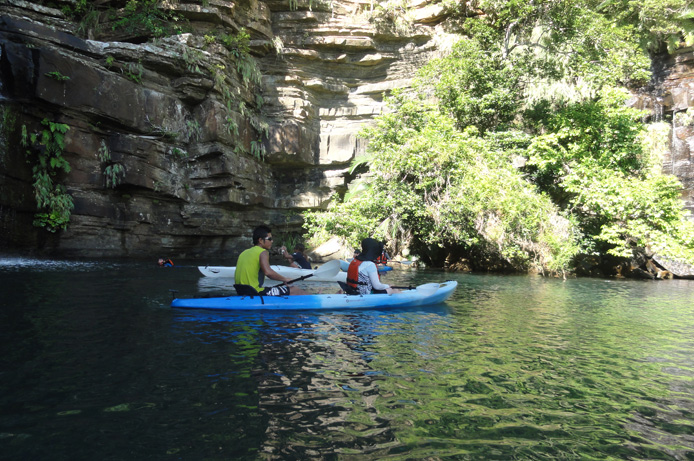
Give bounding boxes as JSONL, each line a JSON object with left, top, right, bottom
{"left": 1, "top": 258, "right": 694, "bottom": 459}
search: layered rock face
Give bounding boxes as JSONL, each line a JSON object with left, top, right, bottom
{"left": 660, "top": 50, "right": 694, "bottom": 215}
{"left": 638, "top": 47, "right": 694, "bottom": 215}
{"left": 0, "top": 0, "right": 453, "bottom": 259}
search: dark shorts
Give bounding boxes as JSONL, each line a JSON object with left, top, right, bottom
{"left": 260, "top": 285, "right": 290, "bottom": 296}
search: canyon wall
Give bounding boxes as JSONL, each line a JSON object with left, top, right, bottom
{"left": 0, "top": 0, "right": 456, "bottom": 259}
{"left": 652, "top": 48, "right": 694, "bottom": 215}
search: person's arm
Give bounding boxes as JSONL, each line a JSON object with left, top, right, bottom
{"left": 364, "top": 262, "right": 390, "bottom": 291}
{"left": 280, "top": 246, "right": 300, "bottom": 268}
{"left": 259, "top": 250, "right": 293, "bottom": 283}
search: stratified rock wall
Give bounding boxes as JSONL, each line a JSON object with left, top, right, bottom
{"left": 0, "top": 0, "right": 453, "bottom": 259}
{"left": 636, "top": 47, "right": 694, "bottom": 215}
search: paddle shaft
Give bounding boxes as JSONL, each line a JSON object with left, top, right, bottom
{"left": 284, "top": 273, "right": 314, "bottom": 285}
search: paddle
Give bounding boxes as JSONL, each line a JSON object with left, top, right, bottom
{"left": 390, "top": 283, "right": 443, "bottom": 295}
{"left": 283, "top": 259, "right": 341, "bottom": 285}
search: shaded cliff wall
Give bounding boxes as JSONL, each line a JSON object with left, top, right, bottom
{"left": 0, "top": 0, "right": 455, "bottom": 259}
{"left": 637, "top": 47, "right": 694, "bottom": 215}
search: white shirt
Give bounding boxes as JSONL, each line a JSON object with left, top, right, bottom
{"left": 355, "top": 260, "right": 390, "bottom": 295}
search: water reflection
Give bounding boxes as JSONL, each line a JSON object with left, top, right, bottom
{"left": 2, "top": 260, "right": 694, "bottom": 459}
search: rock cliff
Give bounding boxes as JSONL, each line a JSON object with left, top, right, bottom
{"left": 637, "top": 47, "right": 694, "bottom": 215}
{"left": 0, "top": 0, "right": 457, "bottom": 259}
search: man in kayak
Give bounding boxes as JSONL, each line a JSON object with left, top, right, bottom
{"left": 346, "top": 238, "right": 399, "bottom": 295}
{"left": 280, "top": 243, "right": 312, "bottom": 269}
{"left": 235, "top": 225, "right": 308, "bottom": 296}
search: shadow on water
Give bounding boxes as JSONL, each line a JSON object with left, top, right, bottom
{"left": 1, "top": 258, "right": 694, "bottom": 459}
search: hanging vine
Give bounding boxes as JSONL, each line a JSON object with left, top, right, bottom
{"left": 21, "top": 119, "right": 74, "bottom": 232}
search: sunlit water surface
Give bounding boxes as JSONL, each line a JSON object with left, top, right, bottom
{"left": 2, "top": 258, "right": 694, "bottom": 459}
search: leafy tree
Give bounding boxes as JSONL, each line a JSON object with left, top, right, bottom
{"left": 417, "top": 37, "right": 526, "bottom": 133}
{"left": 305, "top": 93, "right": 580, "bottom": 273}
{"left": 304, "top": 0, "right": 694, "bottom": 273}
{"left": 527, "top": 88, "right": 694, "bottom": 262}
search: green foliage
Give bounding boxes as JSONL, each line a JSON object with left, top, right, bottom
{"left": 526, "top": 88, "right": 694, "bottom": 263}
{"left": 367, "top": 0, "right": 414, "bottom": 35}
{"left": 170, "top": 147, "right": 188, "bottom": 159}
{"left": 219, "top": 29, "right": 262, "bottom": 87}
{"left": 305, "top": 93, "right": 580, "bottom": 272}
{"left": 206, "top": 29, "right": 266, "bottom": 160}
{"left": 186, "top": 119, "right": 202, "bottom": 142}
{"left": 304, "top": 0, "right": 694, "bottom": 272}
{"left": 110, "top": 0, "right": 184, "bottom": 38}
{"left": 276, "top": 234, "right": 303, "bottom": 254}
{"left": 123, "top": 61, "right": 144, "bottom": 83}
{"left": 599, "top": 0, "right": 694, "bottom": 52}
{"left": 417, "top": 37, "right": 525, "bottom": 133}
{"left": 45, "top": 71, "right": 70, "bottom": 81}
{"left": 104, "top": 164, "right": 125, "bottom": 189}
{"left": 562, "top": 164, "right": 693, "bottom": 260}
{"left": 21, "top": 119, "right": 74, "bottom": 232}
{"left": 182, "top": 47, "right": 205, "bottom": 74}
{"left": 65, "top": 0, "right": 186, "bottom": 40}
{"left": 98, "top": 140, "right": 124, "bottom": 189}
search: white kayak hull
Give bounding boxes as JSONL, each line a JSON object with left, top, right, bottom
{"left": 172, "top": 281, "right": 457, "bottom": 311}
{"left": 198, "top": 264, "right": 347, "bottom": 283}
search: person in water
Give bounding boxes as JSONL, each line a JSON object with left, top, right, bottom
{"left": 281, "top": 243, "right": 312, "bottom": 269}
{"left": 158, "top": 258, "right": 174, "bottom": 267}
{"left": 235, "top": 225, "right": 307, "bottom": 296}
{"left": 346, "top": 238, "right": 398, "bottom": 295}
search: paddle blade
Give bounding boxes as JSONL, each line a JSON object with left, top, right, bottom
{"left": 286, "top": 260, "right": 342, "bottom": 284}
{"left": 313, "top": 259, "right": 341, "bottom": 278}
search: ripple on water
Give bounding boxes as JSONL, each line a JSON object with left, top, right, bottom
{"left": 3, "top": 266, "right": 694, "bottom": 459}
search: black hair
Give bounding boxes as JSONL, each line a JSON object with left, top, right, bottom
{"left": 252, "top": 225, "right": 271, "bottom": 245}
{"left": 294, "top": 243, "right": 305, "bottom": 252}
{"left": 356, "top": 238, "right": 384, "bottom": 262}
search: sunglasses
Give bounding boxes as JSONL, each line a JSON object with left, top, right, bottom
{"left": 263, "top": 237, "right": 273, "bottom": 241}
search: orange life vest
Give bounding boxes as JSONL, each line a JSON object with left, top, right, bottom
{"left": 346, "top": 259, "right": 363, "bottom": 290}
{"left": 347, "top": 259, "right": 382, "bottom": 292}
{"left": 375, "top": 253, "right": 388, "bottom": 265}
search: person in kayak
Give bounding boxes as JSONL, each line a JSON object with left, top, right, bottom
{"left": 281, "top": 243, "right": 312, "bottom": 269}
{"left": 346, "top": 238, "right": 398, "bottom": 295}
{"left": 375, "top": 249, "right": 390, "bottom": 267}
{"left": 158, "top": 258, "right": 174, "bottom": 267}
{"left": 235, "top": 225, "right": 308, "bottom": 296}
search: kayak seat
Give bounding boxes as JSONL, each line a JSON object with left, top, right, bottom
{"left": 337, "top": 281, "right": 360, "bottom": 296}
{"left": 234, "top": 284, "right": 260, "bottom": 297}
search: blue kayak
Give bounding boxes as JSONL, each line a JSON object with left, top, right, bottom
{"left": 171, "top": 281, "right": 457, "bottom": 311}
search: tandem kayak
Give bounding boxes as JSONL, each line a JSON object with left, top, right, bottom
{"left": 198, "top": 264, "right": 347, "bottom": 283}
{"left": 171, "top": 281, "right": 458, "bottom": 311}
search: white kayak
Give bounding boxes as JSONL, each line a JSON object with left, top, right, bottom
{"left": 171, "top": 281, "right": 458, "bottom": 311}
{"left": 198, "top": 263, "right": 347, "bottom": 283}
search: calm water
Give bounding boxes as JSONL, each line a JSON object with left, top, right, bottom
{"left": 2, "top": 258, "right": 694, "bottom": 460}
